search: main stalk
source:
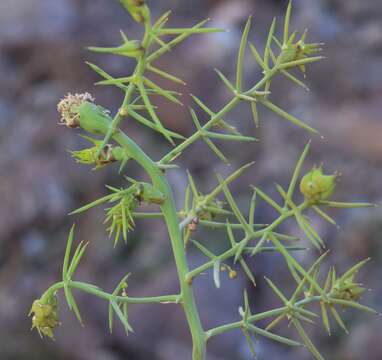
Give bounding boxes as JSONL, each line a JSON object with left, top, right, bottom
{"left": 79, "top": 112, "right": 207, "bottom": 359}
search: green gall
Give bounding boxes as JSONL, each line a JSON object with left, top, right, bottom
{"left": 29, "top": 293, "right": 60, "bottom": 339}
{"left": 135, "top": 182, "right": 166, "bottom": 205}
{"left": 78, "top": 102, "right": 112, "bottom": 135}
{"left": 300, "top": 166, "right": 337, "bottom": 203}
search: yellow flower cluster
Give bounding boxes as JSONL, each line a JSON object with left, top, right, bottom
{"left": 29, "top": 294, "right": 60, "bottom": 339}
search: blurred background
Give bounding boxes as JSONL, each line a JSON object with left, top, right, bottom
{"left": 0, "top": 0, "right": 381, "bottom": 359}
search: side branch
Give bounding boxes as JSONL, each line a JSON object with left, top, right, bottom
{"left": 44, "top": 281, "right": 181, "bottom": 305}
{"left": 205, "top": 296, "right": 321, "bottom": 340}
{"left": 160, "top": 97, "right": 240, "bottom": 164}
{"left": 205, "top": 294, "right": 376, "bottom": 340}
{"left": 185, "top": 204, "right": 305, "bottom": 282}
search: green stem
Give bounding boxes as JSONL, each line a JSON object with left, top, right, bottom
{"left": 112, "top": 130, "right": 207, "bottom": 359}
{"left": 244, "top": 66, "right": 279, "bottom": 95}
{"left": 81, "top": 16, "right": 207, "bottom": 358}
{"left": 79, "top": 110, "right": 207, "bottom": 359}
{"left": 43, "top": 281, "right": 180, "bottom": 304}
{"left": 205, "top": 295, "right": 321, "bottom": 339}
{"left": 159, "top": 61, "right": 284, "bottom": 165}
{"left": 185, "top": 204, "right": 306, "bottom": 282}
{"left": 95, "top": 82, "right": 136, "bottom": 158}
{"left": 160, "top": 97, "right": 240, "bottom": 164}
{"left": 95, "top": 15, "right": 155, "bottom": 158}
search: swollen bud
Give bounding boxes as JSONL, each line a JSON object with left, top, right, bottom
{"left": 300, "top": 166, "right": 337, "bottom": 203}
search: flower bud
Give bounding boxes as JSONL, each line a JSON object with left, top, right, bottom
{"left": 29, "top": 293, "right": 60, "bottom": 339}
{"left": 229, "top": 270, "right": 238, "bottom": 279}
{"left": 300, "top": 166, "right": 337, "bottom": 203}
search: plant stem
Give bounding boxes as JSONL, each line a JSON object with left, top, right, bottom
{"left": 80, "top": 113, "right": 208, "bottom": 357}
{"left": 43, "top": 281, "right": 181, "bottom": 304}
{"left": 160, "top": 97, "right": 240, "bottom": 164}
{"left": 86, "top": 17, "right": 207, "bottom": 358}
{"left": 205, "top": 295, "right": 322, "bottom": 340}
{"left": 159, "top": 60, "right": 285, "bottom": 166}
{"left": 185, "top": 204, "right": 307, "bottom": 282}
{"left": 95, "top": 15, "right": 154, "bottom": 158}
{"left": 113, "top": 130, "right": 207, "bottom": 359}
